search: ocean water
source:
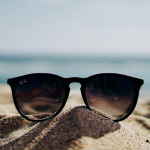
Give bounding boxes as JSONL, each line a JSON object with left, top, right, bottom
{"left": 0, "top": 55, "right": 150, "bottom": 96}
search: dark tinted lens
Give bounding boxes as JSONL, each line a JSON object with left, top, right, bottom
{"left": 85, "top": 75, "right": 136, "bottom": 120}
{"left": 15, "top": 75, "right": 65, "bottom": 120}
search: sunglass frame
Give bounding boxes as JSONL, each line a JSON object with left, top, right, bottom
{"left": 7, "top": 73, "right": 144, "bottom": 122}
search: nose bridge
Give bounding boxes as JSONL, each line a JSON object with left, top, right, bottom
{"left": 67, "top": 77, "right": 83, "bottom": 85}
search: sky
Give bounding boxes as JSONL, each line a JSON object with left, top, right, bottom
{"left": 0, "top": 0, "right": 150, "bottom": 57}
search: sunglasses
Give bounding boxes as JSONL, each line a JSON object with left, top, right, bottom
{"left": 7, "top": 73, "right": 143, "bottom": 122}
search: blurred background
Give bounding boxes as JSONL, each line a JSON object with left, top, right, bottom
{"left": 0, "top": 0, "right": 150, "bottom": 96}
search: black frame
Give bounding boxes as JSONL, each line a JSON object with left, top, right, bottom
{"left": 7, "top": 73, "right": 144, "bottom": 122}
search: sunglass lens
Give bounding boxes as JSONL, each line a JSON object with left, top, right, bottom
{"left": 85, "top": 75, "right": 136, "bottom": 120}
{"left": 15, "top": 75, "right": 66, "bottom": 120}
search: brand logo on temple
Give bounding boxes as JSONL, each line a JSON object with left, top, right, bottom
{"left": 20, "top": 79, "right": 27, "bottom": 85}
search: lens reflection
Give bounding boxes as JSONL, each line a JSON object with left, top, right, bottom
{"left": 85, "top": 75, "right": 135, "bottom": 120}
{"left": 15, "top": 75, "right": 65, "bottom": 120}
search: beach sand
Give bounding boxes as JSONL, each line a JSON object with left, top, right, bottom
{"left": 0, "top": 84, "right": 150, "bottom": 150}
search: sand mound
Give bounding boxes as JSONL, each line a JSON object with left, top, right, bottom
{"left": 0, "top": 106, "right": 150, "bottom": 150}
{"left": 0, "top": 85, "right": 150, "bottom": 150}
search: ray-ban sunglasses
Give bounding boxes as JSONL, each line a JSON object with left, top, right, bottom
{"left": 7, "top": 73, "right": 143, "bottom": 122}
